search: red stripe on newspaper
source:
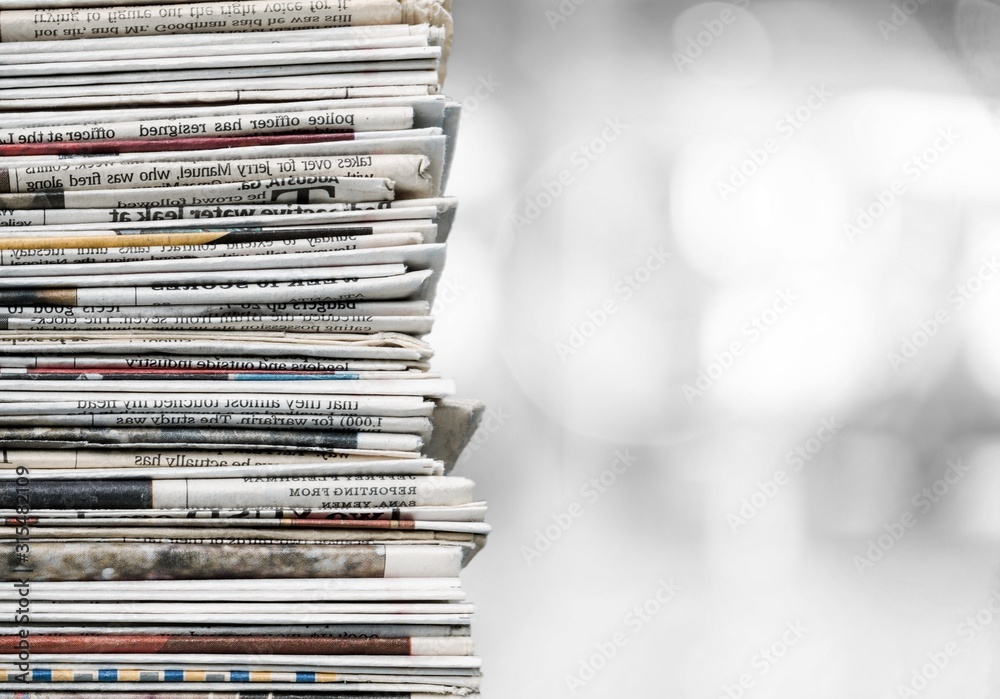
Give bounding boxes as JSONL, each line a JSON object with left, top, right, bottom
{"left": 0, "top": 634, "right": 413, "bottom": 655}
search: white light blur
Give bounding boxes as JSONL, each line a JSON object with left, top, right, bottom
{"left": 840, "top": 89, "right": 1000, "bottom": 198}
{"left": 446, "top": 100, "right": 519, "bottom": 211}
{"left": 672, "top": 139, "right": 849, "bottom": 283}
{"left": 961, "top": 250, "right": 1000, "bottom": 401}
{"left": 671, "top": 2, "right": 773, "bottom": 87}
{"left": 498, "top": 126, "right": 683, "bottom": 444}
{"left": 950, "top": 442, "right": 1000, "bottom": 538}
{"left": 697, "top": 270, "right": 877, "bottom": 414}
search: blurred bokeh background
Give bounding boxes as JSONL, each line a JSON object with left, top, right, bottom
{"left": 436, "top": 1, "right": 1000, "bottom": 696}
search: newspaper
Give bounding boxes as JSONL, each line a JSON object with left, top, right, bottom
{"left": 0, "top": 223, "right": 433, "bottom": 252}
{"left": 0, "top": 71, "right": 442, "bottom": 108}
{"left": 0, "top": 632, "right": 473, "bottom": 656}
{"left": 0, "top": 599, "right": 477, "bottom": 618}
{"left": 0, "top": 654, "right": 479, "bottom": 672}
{"left": 0, "top": 655, "right": 479, "bottom": 672}
{"left": 0, "top": 134, "right": 358, "bottom": 159}
{"left": 0, "top": 502, "right": 488, "bottom": 522}
{"left": 1, "top": 542, "right": 466, "bottom": 581}
{"left": 0, "top": 326, "right": 436, "bottom": 341}
{"left": 0, "top": 460, "right": 443, "bottom": 480}
{"left": 11, "top": 65, "right": 433, "bottom": 91}
{"left": 0, "top": 106, "right": 413, "bottom": 144}
{"left": 0, "top": 232, "right": 427, "bottom": 265}
{"left": 0, "top": 331, "right": 436, "bottom": 360}
{"left": 0, "top": 1, "right": 453, "bottom": 43}
{"left": 0, "top": 684, "right": 478, "bottom": 695}
{"left": 0, "top": 28, "right": 435, "bottom": 63}
{"left": 0, "top": 270, "right": 431, "bottom": 308}
{"left": 0, "top": 474, "right": 475, "bottom": 508}
{"left": 0, "top": 85, "right": 445, "bottom": 114}
{"left": 3, "top": 269, "right": 433, "bottom": 307}
{"left": 0, "top": 154, "right": 433, "bottom": 198}
{"left": 0, "top": 243, "right": 443, "bottom": 279}
{"left": 0, "top": 92, "right": 448, "bottom": 129}
{"left": 0, "top": 622, "right": 470, "bottom": 636}
{"left": 0, "top": 5, "right": 484, "bottom": 692}
{"left": 0, "top": 316, "right": 434, "bottom": 333}
{"left": 0, "top": 51, "right": 441, "bottom": 89}
{"left": 0, "top": 374, "right": 455, "bottom": 395}
{"left": 0, "top": 300, "right": 429, "bottom": 318}
{"left": 0, "top": 224, "right": 425, "bottom": 247}
{"left": 0, "top": 412, "right": 433, "bottom": 433}
{"left": 0, "top": 60, "right": 440, "bottom": 93}
{"left": 0, "top": 200, "right": 434, "bottom": 228}
{"left": 0, "top": 84, "right": 434, "bottom": 111}
{"left": 0, "top": 352, "right": 425, "bottom": 368}
{"left": 0, "top": 23, "right": 435, "bottom": 49}
{"left": 32, "top": 526, "right": 489, "bottom": 541}
{"left": 0, "top": 177, "right": 396, "bottom": 209}
{"left": 2, "top": 687, "right": 479, "bottom": 696}
{"left": 2, "top": 531, "right": 480, "bottom": 546}
{"left": 0, "top": 198, "right": 451, "bottom": 231}
{"left": 0, "top": 129, "right": 450, "bottom": 195}
{"left": 0, "top": 261, "right": 408, "bottom": 287}
{"left": 0, "top": 446, "right": 425, "bottom": 467}
{"left": 3, "top": 46, "right": 441, "bottom": 78}
{"left": 0, "top": 577, "right": 464, "bottom": 593}
{"left": 10, "top": 523, "right": 487, "bottom": 539}
{"left": 0, "top": 427, "right": 425, "bottom": 451}
{"left": 0, "top": 675, "right": 479, "bottom": 689}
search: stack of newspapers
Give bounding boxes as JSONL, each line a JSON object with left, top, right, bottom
{"left": 0, "top": 1, "right": 489, "bottom": 697}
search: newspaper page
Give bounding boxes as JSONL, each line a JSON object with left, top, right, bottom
{"left": 0, "top": 0, "right": 452, "bottom": 42}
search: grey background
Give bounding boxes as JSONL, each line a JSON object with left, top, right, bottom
{"left": 439, "top": 1, "right": 1000, "bottom": 696}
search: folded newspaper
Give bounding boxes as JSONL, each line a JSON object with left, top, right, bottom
{"left": 0, "top": 2, "right": 488, "bottom": 697}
